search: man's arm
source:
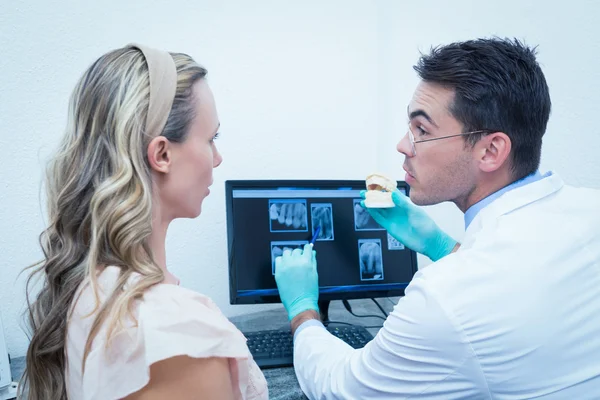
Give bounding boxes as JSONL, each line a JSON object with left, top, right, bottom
{"left": 291, "top": 309, "right": 321, "bottom": 336}
{"left": 275, "top": 244, "right": 481, "bottom": 398}
{"left": 360, "top": 189, "right": 458, "bottom": 262}
{"left": 292, "top": 272, "right": 485, "bottom": 399}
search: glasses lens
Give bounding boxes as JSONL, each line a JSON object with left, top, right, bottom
{"left": 407, "top": 124, "right": 416, "bottom": 156}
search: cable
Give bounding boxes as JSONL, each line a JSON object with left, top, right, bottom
{"left": 342, "top": 299, "right": 386, "bottom": 321}
{"left": 322, "top": 320, "right": 354, "bottom": 327}
{"left": 325, "top": 320, "right": 383, "bottom": 329}
{"left": 371, "top": 298, "right": 388, "bottom": 318}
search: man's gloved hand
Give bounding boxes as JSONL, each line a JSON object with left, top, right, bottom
{"left": 360, "top": 189, "right": 457, "bottom": 261}
{"left": 274, "top": 244, "right": 319, "bottom": 321}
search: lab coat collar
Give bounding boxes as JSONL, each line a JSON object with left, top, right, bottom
{"left": 463, "top": 171, "right": 564, "bottom": 241}
{"left": 464, "top": 171, "right": 544, "bottom": 229}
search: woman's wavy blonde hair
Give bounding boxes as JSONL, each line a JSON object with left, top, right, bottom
{"left": 19, "top": 45, "right": 207, "bottom": 400}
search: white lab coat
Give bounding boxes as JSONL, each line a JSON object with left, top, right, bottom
{"left": 293, "top": 173, "right": 600, "bottom": 399}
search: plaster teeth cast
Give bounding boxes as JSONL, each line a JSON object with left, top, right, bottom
{"left": 364, "top": 173, "right": 396, "bottom": 208}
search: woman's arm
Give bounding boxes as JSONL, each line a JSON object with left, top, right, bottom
{"left": 125, "top": 355, "right": 236, "bottom": 400}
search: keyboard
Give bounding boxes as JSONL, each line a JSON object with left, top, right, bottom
{"left": 244, "top": 325, "right": 374, "bottom": 368}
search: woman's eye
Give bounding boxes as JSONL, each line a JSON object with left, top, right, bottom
{"left": 211, "top": 132, "right": 220, "bottom": 142}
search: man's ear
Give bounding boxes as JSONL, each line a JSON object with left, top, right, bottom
{"left": 477, "top": 132, "right": 512, "bottom": 173}
{"left": 147, "top": 136, "right": 171, "bottom": 173}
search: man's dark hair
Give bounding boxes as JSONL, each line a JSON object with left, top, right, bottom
{"left": 413, "top": 37, "right": 551, "bottom": 181}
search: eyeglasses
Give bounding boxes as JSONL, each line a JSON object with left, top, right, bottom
{"left": 407, "top": 123, "right": 494, "bottom": 156}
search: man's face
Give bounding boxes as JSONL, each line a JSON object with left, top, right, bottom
{"left": 397, "top": 81, "right": 478, "bottom": 207}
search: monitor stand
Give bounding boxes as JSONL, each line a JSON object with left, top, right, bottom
{"left": 318, "top": 300, "right": 331, "bottom": 323}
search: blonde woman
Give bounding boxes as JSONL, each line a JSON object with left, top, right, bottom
{"left": 20, "top": 44, "right": 268, "bottom": 400}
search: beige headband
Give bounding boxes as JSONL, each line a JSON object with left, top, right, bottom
{"left": 128, "top": 43, "right": 177, "bottom": 138}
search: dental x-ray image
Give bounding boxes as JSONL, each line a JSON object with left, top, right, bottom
{"left": 353, "top": 199, "right": 384, "bottom": 231}
{"left": 269, "top": 199, "right": 308, "bottom": 232}
{"left": 358, "top": 239, "right": 384, "bottom": 281}
{"left": 387, "top": 233, "right": 405, "bottom": 250}
{"left": 310, "top": 203, "right": 334, "bottom": 241}
{"left": 271, "top": 240, "right": 309, "bottom": 274}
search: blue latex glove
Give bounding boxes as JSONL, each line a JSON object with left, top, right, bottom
{"left": 274, "top": 244, "right": 319, "bottom": 321}
{"left": 360, "top": 189, "right": 457, "bottom": 261}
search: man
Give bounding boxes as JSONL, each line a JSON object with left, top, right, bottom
{"left": 274, "top": 38, "right": 600, "bottom": 399}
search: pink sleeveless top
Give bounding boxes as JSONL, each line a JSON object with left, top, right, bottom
{"left": 65, "top": 266, "right": 268, "bottom": 400}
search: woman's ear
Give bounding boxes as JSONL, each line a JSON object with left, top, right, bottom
{"left": 147, "top": 136, "right": 171, "bottom": 173}
{"left": 477, "top": 132, "right": 512, "bottom": 173}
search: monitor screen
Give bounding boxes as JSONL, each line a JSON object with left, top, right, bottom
{"left": 225, "top": 180, "right": 418, "bottom": 304}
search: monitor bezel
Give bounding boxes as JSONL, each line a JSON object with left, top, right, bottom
{"left": 225, "top": 179, "right": 418, "bottom": 305}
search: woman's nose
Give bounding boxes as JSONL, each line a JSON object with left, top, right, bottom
{"left": 214, "top": 147, "right": 223, "bottom": 168}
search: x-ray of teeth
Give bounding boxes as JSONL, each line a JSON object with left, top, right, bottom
{"left": 358, "top": 239, "right": 384, "bottom": 281}
{"left": 387, "top": 233, "right": 405, "bottom": 250}
{"left": 271, "top": 240, "right": 309, "bottom": 275}
{"left": 353, "top": 199, "right": 385, "bottom": 231}
{"left": 269, "top": 199, "right": 308, "bottom": 232}
{"left": 310, "top": 203, "right": 334, "bottom": 241}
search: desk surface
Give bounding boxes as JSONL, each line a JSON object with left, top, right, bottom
{"left": 229, "top": 298, "right": 392, "bottom": 400}
{"left": 11, "top": 298, "right": 395, "bottom": 400}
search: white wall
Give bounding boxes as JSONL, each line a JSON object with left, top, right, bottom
{"left": 1, "top": 0, "right": 599, "bottom": 358}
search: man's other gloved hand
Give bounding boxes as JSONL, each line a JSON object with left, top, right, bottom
{"left": 274, "top": 244, "right": 319, "bottom": 321}
{"left": 360, "top": 189, "right": 457, "bottom": 261}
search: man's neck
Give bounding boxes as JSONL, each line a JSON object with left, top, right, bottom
{"left": 455, "top": 169, "right": 514, "bottom": 213}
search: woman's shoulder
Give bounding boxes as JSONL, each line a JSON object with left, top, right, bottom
{"left": 89, "top": 267, "right": 222, "bottom": 316}
{"left": 142, "top": 278, "right": 222, "bottom": 314}
{"left": 139, "top": 281, "right": 248, "bottom": 354}
{"left": 74, "top": 267, "right": 253, "bottom": 399}
{"left": 71, "top": 266, "right": 249, "bottom": 365}
{"left": 97, "top": 267, "right": 248, "bottom": 353}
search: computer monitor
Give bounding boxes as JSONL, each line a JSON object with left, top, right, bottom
{"left": 225, "top": 180, "right": 418, "bottom": 306}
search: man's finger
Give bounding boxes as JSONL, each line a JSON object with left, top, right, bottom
{"left": 303, "top": 244, "right": 313, "bottom": 261}
{"left": 275, "top": 256, "right": 282, "bottom": 275}
{"left": 391, "top": 190, "right": 410, "bottom": 207}
{"left": 365, "top": 207, "right": 383, "bottom": 221}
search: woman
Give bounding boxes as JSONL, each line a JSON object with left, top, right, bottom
{"left": 20, "top": 44, "right": 268, "bottom": 399}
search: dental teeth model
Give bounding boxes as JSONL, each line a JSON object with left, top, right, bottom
{"left": 364, "top": 173, "right": 396, "bottom": 208}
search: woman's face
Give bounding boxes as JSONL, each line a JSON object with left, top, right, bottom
{"left": 153, "top": 80, "right": 223, "bottom": 220}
